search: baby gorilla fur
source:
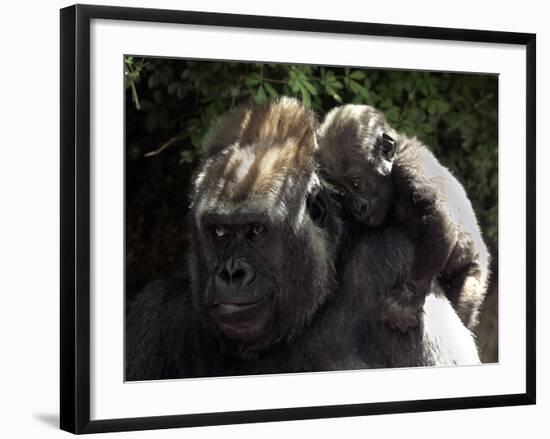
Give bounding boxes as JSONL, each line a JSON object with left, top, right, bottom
{"left": 316, "top": 104, "right": 490, "bottom": 332}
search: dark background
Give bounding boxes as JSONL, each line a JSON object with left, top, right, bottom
{"left": 124, "top": 57, "right": 498, "bottom": 362}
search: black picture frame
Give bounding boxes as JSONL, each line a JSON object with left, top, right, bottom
{"left": 60, "top": 4, "right": 536, "bottom": 434}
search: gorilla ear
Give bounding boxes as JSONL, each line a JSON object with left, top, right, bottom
{"left": 306, "top": 188, "right": 329, "bottom": 227}
{"left": 380, "top": 133, "right": 396, "bottom": 160}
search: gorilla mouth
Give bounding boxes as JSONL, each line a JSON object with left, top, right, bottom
{"left": 209, "top": 297, "right": 272, "bottom": 339}
{"left": 215, "top": 301, "right": 261, "bottom": 314}
{"left": 210, "top": 298, "right": 267, "bottom": 320}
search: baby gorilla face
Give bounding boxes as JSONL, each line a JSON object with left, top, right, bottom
{"left": 329, "top": 164, "right": 394, "bottom": 227}
{"left": 317, "top": 105, "right": 398, "bottom": 228}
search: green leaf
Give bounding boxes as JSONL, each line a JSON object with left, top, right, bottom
{"left": 299, "top": 85, "right": 311, "bottom": 107}
{"left": 177, "top": 84, "right": 187, "bottom": 99}
{"left": 349, "top": 70, "right": 366, "bottom": 80}
{"left": 264, "top": 82, "right": 278, "bottom": 98}
{"left": 153, "top": 89, "right": 163, "bottom": 104}
{"left": 438, "top": 101, "right": 450, "bottom": 113}
{"left": 385, "top": 107, "right": 400, "bottom": 123}
{"left": 289, "top": 77, "right": 300, "bottom": 93}
{"left": 148, "top": 72, "right": 159, "bottom": 89}
{"left": 245, "top": 75, "right": 260, "bottom": 87}
{"left": 167, "top": 82, "right": 179, "bottom": 95}
{"left": 302, "top": 79, "right": 317, "bottom": 95}
{"left": 348, "top": 79, "right": 361, "bottom": 94}
{"left": 191, "top": 132, "right": 203, "bottom": 148}
{"left": 255, "top": 85, "right": 267, "bottom": 103}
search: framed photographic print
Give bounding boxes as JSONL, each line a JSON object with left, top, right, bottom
{"left": 60, "top": 4, "right": 536, "bottom": 434}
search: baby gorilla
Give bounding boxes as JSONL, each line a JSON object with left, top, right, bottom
{"left": 317, "top": 105, "right": 490, "bottom": 332}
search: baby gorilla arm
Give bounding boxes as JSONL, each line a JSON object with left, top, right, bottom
{"left": 392, "top": 149, "right": 457, "bottom": 287}
{"left": 380, "top": 156, "right": 456, "bottom": 332}
{"left": 386, "top": 142, "right": 488, "bottom": 331}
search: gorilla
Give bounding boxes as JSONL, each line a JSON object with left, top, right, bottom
{"left": 316, "top": 105, "right": 490, "bottom": 332}
{"left": 126, "top": 97, "right": 480, "bottom": 381}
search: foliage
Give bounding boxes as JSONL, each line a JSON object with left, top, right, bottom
{"left": 124, "top": 56, "right": 498, "bottom": 248}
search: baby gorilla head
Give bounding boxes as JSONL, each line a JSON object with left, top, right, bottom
{"left": 316, "top": 105, "right": 398, "bottom": 227}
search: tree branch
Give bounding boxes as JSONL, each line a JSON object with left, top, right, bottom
{"left": 144, "top": 132, "right": 186, "bottom": 157}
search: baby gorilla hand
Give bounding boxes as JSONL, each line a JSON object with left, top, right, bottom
{"left": 381, "top": 282, "right": 426, "bottom": 333}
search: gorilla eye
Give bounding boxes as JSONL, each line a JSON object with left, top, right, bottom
{"left": 213, "top": 225, "right": 230, "bottom": 239}
{"left": 334, "top": 187, "right": 346, "bottom": 199}
{"left": 247, "top": 223, "right": 265, "bottom": 237}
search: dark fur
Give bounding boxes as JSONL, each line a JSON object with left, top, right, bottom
{"left": 126, "top": 98, "right": 479, "bottom": 381}
{"left": 317, "top": 104, "right": 490, "bottom": 331}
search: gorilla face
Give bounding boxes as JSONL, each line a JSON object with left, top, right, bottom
{"left": 317, "top": 105, "right": 397, "bottom": 227}
{"left": 324, "top": 159, "right": 394, "bottom": 227}
{"left": 189, "top": 98, "right": 337, "bottom": 356}
{"left": 198, "top": 212, "right": 282, "bottom": 342}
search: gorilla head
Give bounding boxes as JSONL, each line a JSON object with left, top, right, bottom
{"left": 316, "top": 105, "right": 397, "bottom": 227}
{"left": 188, "top": 97, "right": 340, "bottom": 357}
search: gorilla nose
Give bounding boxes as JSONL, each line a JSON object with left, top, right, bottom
{"left": 352, "top": 198, "right": 369, "bottom": 216}
{"left": 215, "top": 258, "right": 255, "bottom": 294}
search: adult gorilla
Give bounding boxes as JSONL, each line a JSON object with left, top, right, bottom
{"left": 126, "top": 98, "right": 479, "bottom": 381}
